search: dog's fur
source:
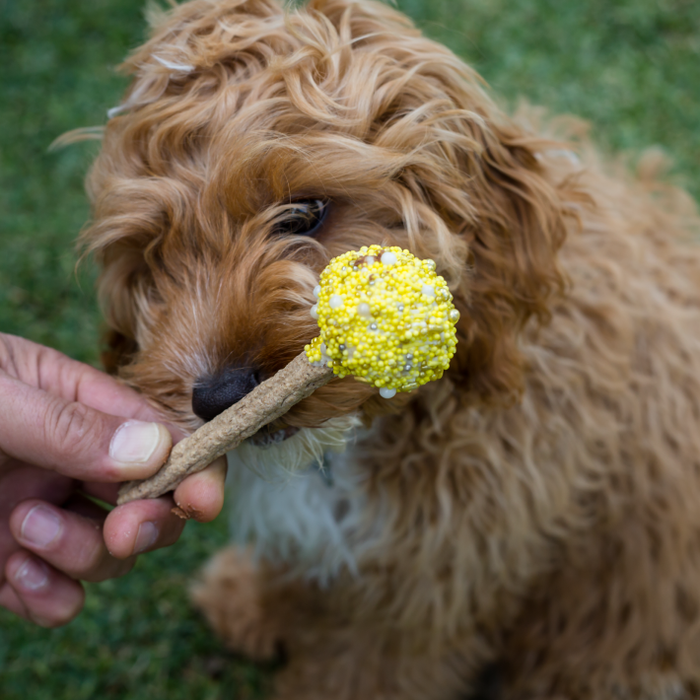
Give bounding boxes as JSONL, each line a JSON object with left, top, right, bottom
{"left": 80, "top": 0, "right": 700, "bottom": 697}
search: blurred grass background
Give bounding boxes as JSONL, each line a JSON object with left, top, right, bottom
{"left": 0, "top": 0, "right": 698, "bottom": 697}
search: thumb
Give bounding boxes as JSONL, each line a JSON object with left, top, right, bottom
{"left": 0, "top": 374, "right": 172, "bottom": 482}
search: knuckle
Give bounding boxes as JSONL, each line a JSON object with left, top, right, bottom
{"left": 70, "top": 537, "right": 109, "bottom": 581}
{"left": 45, "top": 399, "right": 99, "bottom": 462}
{"left": 73, "top": 527, "right": 132, "bottom": 583}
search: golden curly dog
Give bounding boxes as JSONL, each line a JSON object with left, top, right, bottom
{"left": 79, "top": 0, "right": 700, "bottom": 697}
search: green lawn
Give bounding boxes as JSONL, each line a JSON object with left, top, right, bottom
{"left": 1, "top": 0, "right": 698, "bottom": 697}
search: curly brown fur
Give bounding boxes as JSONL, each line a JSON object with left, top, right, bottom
{"left": 79, "top": 1, "right": 700, "bottom": 698}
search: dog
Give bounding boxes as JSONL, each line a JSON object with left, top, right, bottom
{"left": 79, "top": 0, "right": 700, "bottom": 697}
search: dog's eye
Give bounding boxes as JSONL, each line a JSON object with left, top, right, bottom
{"left": 274, "top": 199, "right": 330, "bottom": 237}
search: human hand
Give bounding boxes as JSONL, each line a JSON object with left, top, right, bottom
{"left": 0, "top": 333, "right": 227, "bottom": 627}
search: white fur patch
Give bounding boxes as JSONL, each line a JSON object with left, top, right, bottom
{"left": 225, "top": 416, "right": 376, "bottom": 584}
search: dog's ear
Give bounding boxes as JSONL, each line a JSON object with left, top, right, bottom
{"left": 101, "top": 328, "right": 139, "bottom": 375}
{"left": 404, "top": 112, "right": 574, "bottom": 407}
{"left": 93, "top": 245, "right": 151, "bottom": 374}
{"left": 80, "top": 220, "right": 157, "bottom": 374}
{"left": 437, "top": 116, "right": 573, "bottom": 406}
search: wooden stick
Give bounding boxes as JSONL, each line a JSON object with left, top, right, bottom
{"left": 117, "top": 353, "right": 333, "bottom": 504}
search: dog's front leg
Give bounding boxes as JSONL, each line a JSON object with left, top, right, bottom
{"left": 190, "top": 546, "right": 292, "bottom": 662}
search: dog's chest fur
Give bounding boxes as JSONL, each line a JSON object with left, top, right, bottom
{"left": 225, "top": 418, "right": 379, "bottom": 584}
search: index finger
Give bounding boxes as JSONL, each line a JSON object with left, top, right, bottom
{"left": 1, "top": 335, "right": 169, "bottom": 427}
{"left": 0, "top": 373, "right": 172, "bottom": 482}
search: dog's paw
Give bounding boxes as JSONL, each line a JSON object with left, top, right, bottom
{"left": 190, "top": 546, "right": 282, "bottom": 662}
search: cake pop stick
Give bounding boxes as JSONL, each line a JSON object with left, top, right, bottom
{"left": 117, "top": 245, "right": 459, "bottom": 505}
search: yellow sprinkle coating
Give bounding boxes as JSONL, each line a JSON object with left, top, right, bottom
{"left": 304, "top": 245, "right": 459, "bottom": 393}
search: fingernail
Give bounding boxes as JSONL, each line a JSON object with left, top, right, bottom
{"left": 21, "top": 506, "right": 62, "bottom": 548}
{"left": 110, "top": 420, "right": 163, "bottom": 465}
{"left": 134, "top": 521, "right": 159, "bottom": 554}
{"left": 14, "top": 557, "right": 49, "bottom": 591}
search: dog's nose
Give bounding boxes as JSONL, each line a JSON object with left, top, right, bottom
{"left": 192, "top": 366, "right": 261, "bottom": 422}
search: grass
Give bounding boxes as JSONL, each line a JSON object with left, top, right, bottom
{"left": 0, "top": 519, "right": 274, "bottom": 700}
{"left": 0, "top": 0, "right": 698, "bottom": 697}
